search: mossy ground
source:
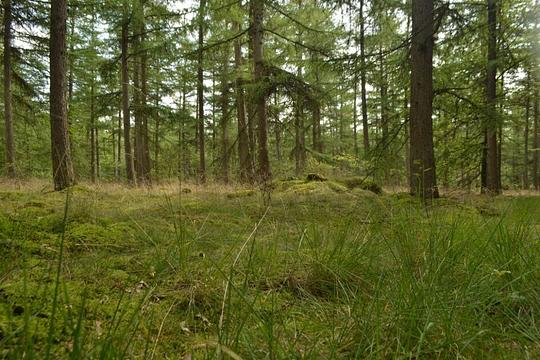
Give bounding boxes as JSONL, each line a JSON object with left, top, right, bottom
{"left": 0, "top": 179, "right": 539, "bottom": 359}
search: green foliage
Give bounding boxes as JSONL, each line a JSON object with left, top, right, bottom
{"left": 340, "top": 176, "right": 383, "bottom": 194}
{"left": 1, "top": 184, "right": 539, "bottom": 358}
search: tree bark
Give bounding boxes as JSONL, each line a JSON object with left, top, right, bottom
{"left": 274, "top": 93, "right": 282, "bottom": 160}
{"left": 234, "top": 21, "right": 252, "bottom": 183}
{"left": 251, "top": 0, "right": 271, "bottom": 182}
{"left": 523, "top": 73, "right": 530, "bottom": 189}
{"left": 533, "top": 86, "right": 539, "bottom": 191}
{"left": 141, "top": 29, "right": 151, "bottom": 184}
{"left": 154, "top": 87, "right": 160, "bottom": 179}
{"left": 90, "top": 75, "right": 96, "bottom": 182}
{"left": 312, "top": 101, "right": 322, "bottom": 152}
{"left": 379, "top": 46, "right": 388, "bottom": 148}
{"left": 197, "top": 0, "right": 207, "bottom": 183}
{"left": 121, "top": 16, "right": 135, "bottom": 185}
{"left": 294, "top": 55, "right": 305, "bottom": 176}
{"left": 312, "top": 53, "right": 323, "bottom": 153}
{"left": 353, "top": 75, "right": 359, "bottom": 158}
{"left": 360, "top": 0, "right": 370, "bottom": 159}
{"left": 294, "top": 97, "right": 305, "bottom": 176}
{"left": 116, "top": 106, "right": 122, "bottom": 179}
{"left": 485, "top": 0, "right": 500, "bottom": 194}
{"left": 221, "top": 41, "right": 230, "bottom": 183}
{"left": 409, "top": 0, "right": 438, "bottom": 199}
{"left": 134, "top": 42, "right": 143, "bottom": 182}
{"left": 50, "top": 0, "right": 75, "bottom": 190}
{"left": 3, "top": 0, "right": 15, "bottom": 177}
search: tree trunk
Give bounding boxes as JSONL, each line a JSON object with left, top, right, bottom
{"left": 234, "top": 21, "right": 252, "bottom": 183}
{"left": 121, "top": 15, "right": 135, "bottom": 185}
{"left": 409, "top": 0, "right": 438, "bottom": 199}
{"left": 154, "top": 88, "right": 160, "bottom": 179}
{"left": 353, "top": 75, "right": 359, "bottom": 158}
{"left": 197, "top": 0, "right": 207, "bottom": 183}
{"left": 534, "top": 86, "right": 539, "bottom": 191}
{"left": 90, "top": 76, "right": 96, "bottom": 182}
{"left": 523, "top": 73, "right": 530, "bottom": 189}
{"left": 295, "top": 57, "right": 305, "bottom": 176}
{"left": 50, "top": 0, "right": 75, "bottom": 190}
{"left": 379, "top": 46, "right": 388, "bottom": 148}
{"left": 312, "top": 53, "right": 323, "bottom": 153}
{"left": 134, "top": 45, "right": 143, "bottom": 183}
{"left": 95, "top": 124, "right": 100, "bottom": 179}
{"left": 251, "top": 0, "right": 271, "bottom": 182}
{"left": 3, "top": 0, "right": 15, "bottom": 177}
{"left": 360, "top": 0, "right": 370, "bottom": 159}
{"left": 404, "top": 5, "right": 411, "bottom": 184}
{"left": 141, "top": 29, "right": 151, "bottom": 184}
{"left": 294, "top": 97, "right": 305, "bottom": 176}
{"left": 274, "top": 93, "right": 282, "bottom": 161}
{"left": 312, "top": 102, "right": 322, "bottom": 152}
{"left": 485, "top": 0, "right": 500, "bottom": 194}
{"left": 116, "top": 106, "right": 122, "bottom": 179}
{"left": 221, "top": 41, "right": 230, "bottom": 183}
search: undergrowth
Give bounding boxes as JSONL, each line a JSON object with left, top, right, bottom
{"left": 0, "top": 181, "right": 539, "bottom": 359}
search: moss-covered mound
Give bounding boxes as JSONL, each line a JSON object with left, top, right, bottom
{"left": 339, "top": 177, "right": 383, "bottom": 195}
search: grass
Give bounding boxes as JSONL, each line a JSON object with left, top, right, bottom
{"left": 0, "top": 179, "right": 539, "bottom": 359}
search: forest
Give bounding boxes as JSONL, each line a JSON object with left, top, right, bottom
{"left": 0, "top": 0, "right": 540, "bottom": 358}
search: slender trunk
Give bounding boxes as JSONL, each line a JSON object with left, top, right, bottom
{"left": 197, "top": 0, "right": 206, "bottom": 183}
{"left": 134, "top": 47, "right": 143, "bottom": 182}
{"left": 353, "top": 75, "right": 359, "bottom": 158}
{"left": 3, "top": 0, "right": 15, "bottom": 177}
{"left": 247, "top": 3, "right": 256, "bottom": 168}
{"left": 404, "top": 93, "right": 410, "bottom": 183}
{"left": 404, "top": 5, "right": 411, "bottom": 183}
{"left": 295, "top": 57, "right": 305, "bottom": 176}
{"left": 154, "top": 90, "right": 160, "bottom": 179}
{"left": 234, "top": 22, "right": 252, "bottom": 183}
{"left": 338, "top": 89, "right": 344, "bottom": 153}
{"left": 50, "top": 0, "right": 75, "bottom": 190}
{"left": 485, "top": 0, "right": 500, "bottom": 194}
{"left": 274, "top": 93, "right": 282, "bottom": 161}
{"left": 312, "top": 53, "right": 323, "bottom": 153}
{"left": 90, "top": 76, "right": 96, "bottom": 182}
{"left": 360, "top": 0, "right": 370, "bottom": 158}
{"left": 533, "top": 86, "right": 539, "bottom": 190}
{"left": 212, "top": 71, "right": 217, "bottom": 160}
{"left": 251, "top": 0, "right": 271, "bottom": 182}
{"left": 379, "top": 46, "right": 388, "bottom": 147}
{"left": 313, "top": 102, "right": 322, "bottom": 152}
{"left": 121, "top": 15, "right": 135, "bottom": 184}
{"left": 409, "top": 0, "right": 438, "bottom": 199}
{"left": 294, "top": 98, "right": 305, "bottom": 176}
{"left": 141, "top": 32, "right": 151, "bottom": 184}
{"left": 523, "top": 74, "right": 530, "bottom": 189}
{"left": 116, "top": 106, "right": 122, "bottom": 179}
{"left": 112, "top": 120, "right": 117, "bottom": 178}
{"left": 95, "top": 125, "right": 100, "bottom": 179}
{"left": 221, "top": 41, "right": 231, "bottom": 183}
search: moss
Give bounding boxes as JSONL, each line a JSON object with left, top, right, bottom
{"left": 65, "top": 223, "right": 109, "bottom": 250}
{"left": 340, "top": 177, "right": 383, "bottom": 194}
{"left": 326, "top": 181, "right": 348, "bottom": 193}
{"left": 306, "top": 173, "right": 327, "bottom": 182}
{"left": 226, "top": 190, "right": 256, "bottom": 199}
{"left": 109, "top": 269, "right": 131, "bottom": 284}
{"left": 282, "top": 181, "right": 349, "bottom": 196}
{"left": 272, "top": 179, "right": 305, "bottom": 192}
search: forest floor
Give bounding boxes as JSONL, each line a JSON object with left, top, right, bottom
{"left": 0, "top": 178, "right": 539, "bottom": 359}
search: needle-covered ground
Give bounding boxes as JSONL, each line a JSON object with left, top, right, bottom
{"left": 0, "top": 179, "right": 539, "bottom": 359}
